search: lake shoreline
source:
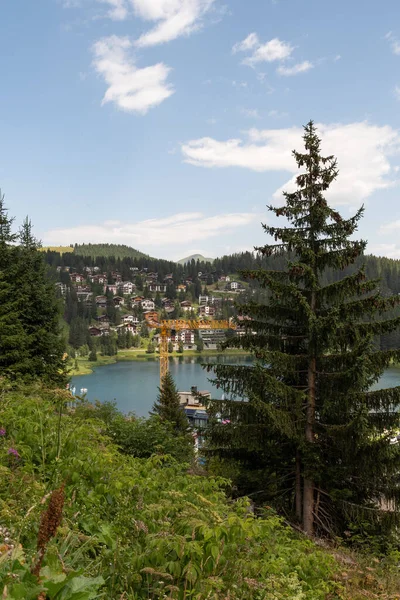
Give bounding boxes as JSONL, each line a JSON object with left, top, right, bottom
{"left": 70, "top": 349, "right": 250, "bottom": 377}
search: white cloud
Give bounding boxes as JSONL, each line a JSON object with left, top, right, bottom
{"left": 132, "top": 0, "right": 216, "bottom": 47}
{"left": 277, "top": 60, "right": 313, "bottom": 76}
{"left": 246, "top": 38, "right": 294, "bottom": 66}
{"left": 99, "top": 0, "right": 128, "bottom": 20}
{"left": 43, "top": 212, "right": 257, "bottom": 248}
{"left": 92, "top": 35, "right": 174, "bottom": 114}
{"left": 232, "top": 32, "right": 259, "bottom": 54}
{"left": 233, "top": 33, "right": 294, "bottom": 66}
{"left": 367, "top": 243, "right": 400, "bottom": 259}
{"left": 386, "top": 31, "right": 400, "bottom": 55}
{"left": 181, "top": 122, "right": 400, "bottom": 206}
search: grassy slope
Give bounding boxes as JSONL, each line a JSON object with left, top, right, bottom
{"left": 1, "top": 382, "right": 399, "bottom": 599}
{"left": 40, "top": 246, "right": 74, "bottom": 254}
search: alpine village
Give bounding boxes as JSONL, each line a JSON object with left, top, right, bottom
{"left": 3, "top": 124, "right": 400, "bottom": 600}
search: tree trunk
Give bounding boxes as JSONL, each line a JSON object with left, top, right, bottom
{"left": 303, "top": 288, "right": 316, "bottom": 535}
{"left": 295, "top": 451, "right": 302, "bottom": 521}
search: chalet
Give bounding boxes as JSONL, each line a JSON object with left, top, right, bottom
{"left": 218, "top": 275, "right": 231, "bottom": 282}
{"left": 76, "top": 292, "right": 93, "bottom": 303}
{"left": 144, "top": 311, "right": 159, "bottom": 327}
{"left": 165, "top": 306, "right": 175, "bottom": 314}
{"left": 124, "top": 324, "right": 137, "bottom": 335}
{"left": 180, "top": 301, "right": 192, "bottom": 312}
{"left": 122, "top": 314, "right": 139, "bottom": 325}
{"left": 164, "top": 273, "right": 174, "bottom": 280}
{"left": 88, "top": 326, "right": 102, "bottom": 337}
{"left": 199, "top": 305, "right": 216, "bottom": 317}
{"left": 90, "top": 274, "right": 107, "bottom": 285}
{"left": 96, "top": 314, "right": 109, "bottom": 323}
{"left": 103, "top": 284, "right": 118, "bottom": 295}
{"left": 54, "top": 282, "right": 67, "bottom": 296}
{"left": 178, "top": 387, "right": 211, "bottom": 407}
{"left": 176, "top": 284, "right": 186, "bottom": 293}
{"left": 145, "top": 273, "right": 158, "bottom": 284}
{"left": 141, "top": 299, "right": 155, "bottom": 311}
{"left": 229, "top": 281, "right": 242, "bottom": 291}
{"left": 74, "top": 285, "right": 92, "bottom": 294}
{"left": 116, "top": 323, "right": 137, "bottom": 335}
{"left": 121, "top": 281, "right": 135, "bottom": 295}
{"left": 113, "top": 296, "right": 124, "bottom": 307}
{"left": 199, "top": 328, "right": 226, "bottom": 349}
{"left": 149, "top": 283, "right": 167, "bottom": 293}
{"left": 133, "top": 296, "right": 144, "bottom": 305}
{"left": 171, "top": 330, "right": 195, "bottom": 346}
{"left": 199, "top": 295, "right": 222, "bottom": 306}
{"left": 181, "top": 330, "right": 195, "bottom": 346}
{"left": 235, "top": 315, "right": 251, "bottom": 336}
{"left": 95, "top": 295, "right": 107, "bottom": 308}
{"left": 70, "top": 273, "right": 84, "bottom": 283}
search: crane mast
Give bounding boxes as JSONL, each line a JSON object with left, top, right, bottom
{"left": 159, "top": 319, "right": 233, "bottom": 385}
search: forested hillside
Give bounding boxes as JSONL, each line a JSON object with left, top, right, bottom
{"left": 73, "top": 243, "right": 150, "bottom": 260}
{"left": 45, "top": 246, "right": 400, "bottom": 354}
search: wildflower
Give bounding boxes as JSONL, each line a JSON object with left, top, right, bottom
{"left": 32, "top": 484, "right": 65, "bottom": 576}
{"left": 7, "top": 448, "right": 19, "bottom": 458}
{"left": 0, "top": 428, "right": 5, "bottom": 437}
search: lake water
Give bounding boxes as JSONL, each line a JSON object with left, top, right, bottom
{"left": 71, "top": 357, "right": 400, "bottom": 417}
{"left": 71, "top": 355, "right": 253, "bottom": 416}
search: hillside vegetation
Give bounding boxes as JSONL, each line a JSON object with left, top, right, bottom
{"left": 1, "top": 382, "right": 400, "bottom": 599}
{"left": 40, "top": 246, "right": 74, "bottom": 255}
{"left": 74, "top": 243, "right": 150, "bottom": 260}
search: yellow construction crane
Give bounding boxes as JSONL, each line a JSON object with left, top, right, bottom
{"left": 159, "top": 319, "right": 234, "bottom": 384}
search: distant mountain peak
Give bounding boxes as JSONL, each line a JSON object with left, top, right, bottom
{"left": 177, "top": 254, "right": 214, "bottom": 265}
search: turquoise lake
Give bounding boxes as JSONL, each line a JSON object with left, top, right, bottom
{"left": 71, "top": 356, "right": 400, "bottom": 417}
{"left": 71, "top": 356, "right": 252, "bottom": 416}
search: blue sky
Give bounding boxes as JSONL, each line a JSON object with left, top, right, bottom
{"left": 1, "top": 0, "right": 400, "bottom": 260}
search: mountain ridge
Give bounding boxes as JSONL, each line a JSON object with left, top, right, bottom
{"left": 177, "top": 253, "right": 214, "bottom": 265}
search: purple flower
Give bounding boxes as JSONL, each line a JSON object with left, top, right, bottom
{"left": 8, "top": 448, "right": 19, "bottom": 459}
{"left": 0, "top": 429, "right": 6, "bottom": 437}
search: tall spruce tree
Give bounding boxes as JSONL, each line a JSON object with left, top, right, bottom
{"left": 152, "top": 372, "right": 190, "bottom": 435}
{"left": 14, "top": 218, "right": 67, "bottom": 385}
{"left": 205, "top": 122, "right": 400, "bottom": 538}
{"left": 0, "top": 197, "right": 66, "bottom": 384}
{"left": 0, "top": 193, "right": 30, "bottom": 375}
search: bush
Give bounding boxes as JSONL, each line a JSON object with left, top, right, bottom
{"left": 0, "top": 380, "right": 396, "bottom": 599}
{"left": 88, "top": 349, "right": 97, "bottom": 361}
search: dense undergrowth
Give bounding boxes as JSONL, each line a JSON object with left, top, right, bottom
{"left": 0, "top": 380, "right": 399, "bottom": 599}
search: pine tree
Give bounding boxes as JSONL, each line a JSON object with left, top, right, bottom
{"left": 0, "top": 196, "right": 29, "bottom": 376}
{"left": 205, "top": 122, "right": 400, "bottom": 538}
{"left": 89, "top": 348, "right": 97, "bottom": 362}
{"left": 14, "top": 218, "right": 67, "bottom": 385}
{"left": 152, "top": 372, "right": 190, "bottom": 434}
